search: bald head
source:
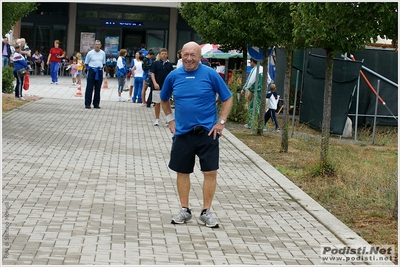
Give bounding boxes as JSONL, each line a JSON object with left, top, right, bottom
{"left": 181, "top": 41, "right": 201, "bottom": 72}
{"left": 182, "top": 41, "right": 200, "bottom": 53}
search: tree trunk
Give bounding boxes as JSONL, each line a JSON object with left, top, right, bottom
{"left": 281, "top": 48, "right": 292, "bottom": 152}
{"left": 320, "top": 49, "right": 334, "bottom": 166}
{"left": 257, "top": 49, "right": 270, "bottom": 135}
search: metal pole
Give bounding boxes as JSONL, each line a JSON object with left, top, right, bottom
{"left": 251, "top": 61, "right": 260, "bottom": 134}
{"left": 291, "top": 70, "right": 299, "bottom": 137}
{"left": 354, "top": 75, "right": 360, "bottom": 141}
{"left": 361, "top": 65, "right": 398, "bottom": 88}
{"left": 344, "top": 55, "right": 398, "bottom": 88}
{"left": 348, "top": 114, "right": 397, "bottom": 118}
{"left": 372, "top": 80, "right": 380, "bottom": 145}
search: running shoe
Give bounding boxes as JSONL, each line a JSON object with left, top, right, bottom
{"left": 171, "top": 208, "right": 192, "bottom": 224}
{"left": 199, "top": 209, "right": 219, "bottom": 228}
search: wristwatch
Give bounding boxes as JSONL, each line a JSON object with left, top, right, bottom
{"left": 219, "top": 119, "right": 226, "bottom": 125}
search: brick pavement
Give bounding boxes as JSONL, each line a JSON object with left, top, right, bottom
{"left": 2, "top": 75, "right": 392, "bottom": 265}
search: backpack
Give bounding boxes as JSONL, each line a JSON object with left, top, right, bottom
{"left": 142, "top": 57, "right": 152, "bottom": 71}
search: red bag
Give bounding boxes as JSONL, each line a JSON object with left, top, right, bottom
{"left": 23, "top": 72, "right": 30, "bottom": 90}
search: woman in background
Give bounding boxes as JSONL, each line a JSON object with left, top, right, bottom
{"left": 132, "top": 51, "right": 144, "bottom": 103}
{"left": 116, "top": 49, "right": 128, "bottom": 102}
{"left": 46, "top": 40, "right": 65, "bottom": 85}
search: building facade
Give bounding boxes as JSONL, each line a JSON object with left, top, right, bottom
{"left": 13, "top": 2, "right": 201, "bottom": 65}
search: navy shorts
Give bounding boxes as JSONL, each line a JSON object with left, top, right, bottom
{"left": 169, "top": 126, "right": 220, "bottom": 173}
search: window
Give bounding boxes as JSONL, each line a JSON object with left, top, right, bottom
{"left": 147, "top": 30, "right": 168, "bottom": 56}
{"left": 77, "top": 10, "right": 98, "bottom": 18}
{"left": 99, "top": 11, "right": 122, "bottom": 19}
{"left": 53, "top": 25, "right": 67, "bottom": 51}
{"left": 35, "top": 3, "right": 69, "bottom": 16}
{"left": 148, "top": 13, "right": 169, "bottom": 22}
{"left": 124, "top": 13, "right": 147, "bottom": 21}
{"left": 20, "top": 22, "right": 34, "bottom": 48}
{"left": 35, "top": 25, "right": 51, "bottom": 57}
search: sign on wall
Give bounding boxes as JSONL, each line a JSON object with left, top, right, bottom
{"left": 80, "top": 32, "right": 95, "bottom": 53}
{"left": 104, "top": 36, "right": 119, "bottom": 56}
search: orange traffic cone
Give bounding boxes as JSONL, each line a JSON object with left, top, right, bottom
{"left": 75, "top": 84, "right": 83, "bottom": 97}
{"left": 102, "top": 76, "right": 109, "bottom": 89}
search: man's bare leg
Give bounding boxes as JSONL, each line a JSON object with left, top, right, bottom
{"left": 202, "top": 170, "right": 217, "bottom": 210}
{"left": 177, "top": 172, "right": 190, "bottom": 207}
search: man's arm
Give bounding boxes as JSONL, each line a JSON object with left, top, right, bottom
{"left": 21, "top": 47, "right": 31, "bottom": 57}
{"left": 46, "top": 51, "right": 51, "bottom": 65}
{"left": 161, "top": 99, "right": 175, "bottom": 135}
{"left": 242, "top": 68, "right": 256, "bottom": 91}
{"left": 219, "top": 96, "right": 233, "bottom": 123}
{"left": 151, "top": 72, "right": 159, "bottom": 90}
{"left": 209, "top": 95, "right": 233, "bottom": 139}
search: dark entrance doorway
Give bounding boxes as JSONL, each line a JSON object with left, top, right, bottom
{"left": 123, "top": 29, "right": 146, "bottom": 65}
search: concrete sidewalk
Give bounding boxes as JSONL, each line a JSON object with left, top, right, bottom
{"left": 2, "top": 75, "right": 390, "bottom": 265}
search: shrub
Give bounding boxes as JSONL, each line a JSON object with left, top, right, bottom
{"left": 2, "top": 66, "right": 14, "bottom": 94}
{"left": 227, "top": 69, "right": 247, "bottom": 123}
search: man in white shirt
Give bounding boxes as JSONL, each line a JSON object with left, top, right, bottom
{"left": 84, "top": 40, "right": 106, "bottom": 109}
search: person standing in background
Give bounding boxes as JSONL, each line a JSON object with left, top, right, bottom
{"left": 76, "top": 52, "right": 84, "bottom": 87}
{"left": 128, "top": 51, "right": 142, "bottom": 102}
{"left": 47, "top": 40, "right": 65, "bottom": 85}
{"left": 116, "top": 49, "right": 128, "bottom": 102}
{"left": 141, "top": 50, "right": 155, "bottom": 107}
{"left": 241, "top": 58, "right": 272, "bottom": 129}
{"left": 84, "top": 40, "right": 106, "bottom": 109}
{"left": 150, "top": 48, "right": 174, "bottom": 126}
{"left": 2, "top": 37, "right": 12, "bottom": 67}
{"left": 66, "top": 58, "right": 78, "bottom": 85}
{"left": 264, "top": 83, "right": 280, "bottom": 132}
{"left": 176, "top": 49, "right": 183, "bottom": 68}
{"left": 13, "top": 45, "right": 29, "bottom": 100}
{"left": 19, "top": 38, "right": 31, "bottom": 62}
{"left": 132, "top": 51, "right": 144, "bottom": 103}
{"left": 139, "top": 43, "right": 148, "bottom": 57}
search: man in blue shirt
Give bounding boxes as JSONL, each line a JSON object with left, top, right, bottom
{"left": 160, "top": 41, "right": 233, "bottom": 228}
{"left": 139, "top": 43, "right": 148, "bottom": 57}
{"left": 150, "top": 48, "right": 174, "bottom": 126}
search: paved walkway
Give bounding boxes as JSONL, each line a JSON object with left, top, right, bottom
{"left": 2, "top": 75, "right": 391, "bottom": 265}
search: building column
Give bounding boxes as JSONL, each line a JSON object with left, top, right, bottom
{"left": 67, "top": 3, "right": 77, "bottom": 56}
{"left": 168, "top": 8, "right": 178, "bottom": 62}
{"left": 12, "top": 21, "right": 21, "bottom": 45}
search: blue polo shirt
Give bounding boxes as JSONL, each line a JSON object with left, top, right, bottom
{"left": 161, "top": 64, "right": 232, "bottom": 136}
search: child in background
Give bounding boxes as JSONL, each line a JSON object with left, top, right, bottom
{"left": 76, "top": 53, "right": 84, "bottom": 87}
{"left": 264, "top": 83, "right": 280, "bottom": 133}
{"left": 66, "top": 59, "right": 78, "bottom": 85}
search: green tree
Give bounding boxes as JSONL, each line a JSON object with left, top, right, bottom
{"left": 257, "top": 3, "right": 295, "bottom": 151}
{"left": 180, "top": 3, "right": 275, "bottom": 135}
{"left": 179, "top": 2, "right": 253, "bottom": 85}
{"left": 291, "top": 2, "right": 398, "bottom": 174}
{"left": 2, "top": 2, "right": 38, "bottom": 35}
